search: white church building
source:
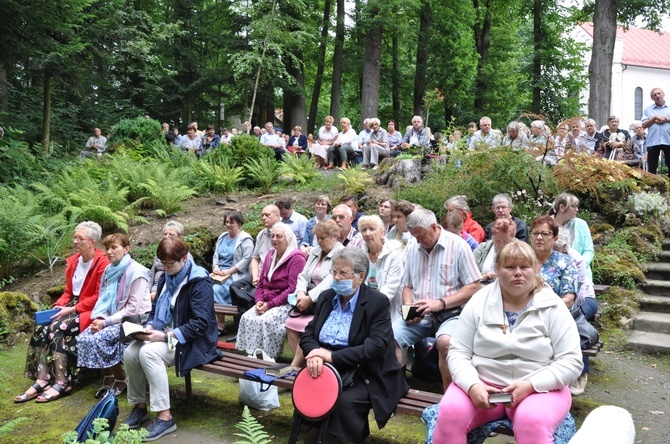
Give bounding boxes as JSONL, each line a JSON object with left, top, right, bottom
{"left": 573, "top": 23, "right": 670, "bottom": 129}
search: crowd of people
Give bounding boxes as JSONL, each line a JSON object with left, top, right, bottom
{"left": 13, "top": 183, "right": 604, "bottom": 442}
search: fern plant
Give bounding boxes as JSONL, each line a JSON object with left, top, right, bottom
{"left": 135, "top": 167, "right": 197, "bottom": 216}
{"left": 196, "top": 158, "right": 245, "bottom": 194}
{"left": 0, "top": 417, "right": 27, "bottom": 438}
{"left": 233, "top": 406, "right": 271, "bottom": 444}
{"left": 337, "top": 165, "right": 374, "bottom": 194}
{"left": 279, "top": 153, "right": 319, "bottom": 184}
{"left": 243, "top": 157, "right": 281, "bottom": 193}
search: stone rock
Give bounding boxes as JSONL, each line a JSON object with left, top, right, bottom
{"left": 375, "top": 158, "right": 423, "bottom": 188}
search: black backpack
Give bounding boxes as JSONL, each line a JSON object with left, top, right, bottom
{"left": 74, "top": 389, "right": 119, "bottom": 442}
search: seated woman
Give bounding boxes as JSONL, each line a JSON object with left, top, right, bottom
{"left": 299, "top": 248, "right": 409, "bottom": 443}
{"left": 300, "top": 195, "right": 332, "bottom": 254}
{"left": 200, "top": 125, "right": 221, "bottom": 154}
{"left": 77, "top": 233, "right": 151, "bottom": 394}
{"left": 212, "top": 211, "right": 254, "bottom": 306}
{"left": 359, "top": 215, "right": 404, "bottom": 325}
{"left": 122, "top": 237, "right": 219, "bottom": 440}
{"left": 387, "top": 119, "right": 403, "bottom": 157}
{"left": 433, "top": 242, "right": 583, "bottom": 443}
{"left": 311, "top": 116, "right": 338, "bottom": 168}
{"left": 472, "top": 218, "right": 517, "bottom": 284}
{"left": 378, "top": 198, "right": 395, "bottom": 233}
{"left": 441, "top": 211, "right": 479, "bottom": 251}
{"left": 288, "top": 126, "right": 308, "bottom": 154}
{"left": 149, "top": 221, "right": 188, "bottom": 301}
{"left": 15, "top": 221, "right": 109, "bottom": 403}
{"left": 236, "top": 223, "right": 306, "bottom": 359}
{"left": 181, "top": 124, "right": 202, "bottom": 155}
{"left": 384, "top": 199, "right": 415, "bottom": 247}
{"left": 286, "top": 220, "right": 343, "bottom": 368}
{"left": 529, "top": 215, "right": 580, "bottom": 308}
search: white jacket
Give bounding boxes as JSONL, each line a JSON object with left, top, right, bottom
{"left": 364, "top": 239, "right": 404, "bottom": 325}
{"left": 448, "top": 281, "right": 583, "bottom": 393}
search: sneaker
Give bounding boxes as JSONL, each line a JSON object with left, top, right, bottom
{"left": 142, "top": 416, "right": 177, "bottom": 442}
{"left": 569, "top": 373, "right": 588, "bottom": 396}
{"left": 124, "top": 407, "right": 149, "bottom": 429}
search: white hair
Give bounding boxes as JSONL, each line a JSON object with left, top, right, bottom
{"left": 75, "top": 221, "right": 102, "bottom": 241}
{"left": 406, "top": 209, "right": 437, "bottom": 231}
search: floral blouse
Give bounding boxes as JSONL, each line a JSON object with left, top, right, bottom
{"left": 539, "top": 250, "right": 580, "bottom": 298}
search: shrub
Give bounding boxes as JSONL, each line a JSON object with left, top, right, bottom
{"left": 195, "top": 158, "right": 244, "bottom": 195}
{"left": 244, "top": 157, "right": 281, "bottom": 193}
{"left": 629, "top": 191, "right": 670, "bottom": 218}
{"left": 279, "top": 153, "right": 319, "bottom": 184}
{"left": 0, "top": 292, "right": 38, "bottom": 348}
{"left": 0, "top": 128, "right": 42, "bottom": 186}
{"left": 337, "top": 166, "right": 374, "bottom": 195}
{"left": 592, "top": 246, "right": 645, "bottom": 289}
{"left": 110, "top": 116, "right": 165, "bottom": 152}
{"left": 220, "top": 135, "right": 274, "bottom": 167}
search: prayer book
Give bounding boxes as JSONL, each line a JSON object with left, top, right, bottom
{"left": 122, "top": 321, "right": 147, "bottom": 338}
{"left": 489, "top": 392, "right": 513, "bottom": 404}
{"left": 34, "top": 308, "right": 61, "bottom": 325}
{"left": 401, "top": 305, "right": 422, "bottom": 321}
{"left": 210, "top": 273, "right": 231, "bottom": 284}
{"left": 265, "top": 363, "right": 293, "bottom": 377}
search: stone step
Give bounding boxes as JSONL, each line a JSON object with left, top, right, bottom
{"left": 663, "top": 241, "right": 670, "bottom": 251}
{"left": 659, "top": 251, "right": 670, "bottom": 263}
{"left": 639, "top": 295, "right": 670, "bottom": 314}
{"left": 626, "top": 330, "right": 670, "bottom": 353}
{"left": 643, "top": 262, "right": 670, "bottom": 280}
{"left": 632, "top": 311, "right": 670, "bottom": 335}
{"left": 642, "top": 279, "right": 670, "bottom": 297}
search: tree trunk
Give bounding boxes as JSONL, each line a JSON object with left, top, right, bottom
{"left": 588, "top": 0, "right": 620, "bottom": 126}
{"left": 308, "top": 0, "right": 332, "bottom": 135}
{"left": 413, "top": 0, "right": 432, "bottom": 116}
{"left": 532, "top": 0, "right": 541, "bottom": 113}
{"left": 330, "top": 0, "right": 345, "bottom": 122}
{"left": 376, "top": 157, "right": 424, "bottom": 187}
{"left": 392, "top": 31, "right": 400, "bottom": 123}
{"left": 473, "top": 0, "right": 492, "bottom": 113}
{"left": 0, "top": 63, "right": 8, "bottom": 116}
{"left": 284, "top": 50, "right": 308, "bottom": 132}
{"left": 361, "top": 15, "right": 383, "bottom": 123}
{"left": 41, "top": 72, "right": 51, "bottom": 150}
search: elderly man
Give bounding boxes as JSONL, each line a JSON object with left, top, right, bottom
{"left": 484, "top": 193, "right": 528, "bottom": 242}
{"left": 253, "top": 126, "right": 262, "bottom": 139}
{"left": 469, "top": 116, "right": 502, "bottom": 149}
{"left": 331, "top": 204, "right": 364, "bottom": 248}
{"left": 444, "top": 195, "right": 485, "bottom": 243}
{"left": 582, "top": 119, "right": 603, "bottom": 153}
{"left": 401, "top": 115, "right": 431, "bottom": 155}
{"left": 501, "top": 121, "right": 528, "bottom": 149}
{"left": 275, "top": 197, "right": 307, "bottom": 245}
{"left": 600, "top": 115, "right": 630, "bottom": 159}
{"left": 566, "top": 120, "right": 588, "bottom": 152}
{"left": 642, "top": 88, "right": 670, "bottom": 175}
{"left": 358, "top": 118, "right": 373, "bottom": 152}
{"left": 260, "top": 122, "right": 287, "bottom": 161}
{"left": 327, "top": 117, "right": 358, "bottom": 169}
{"left": 81, "top": 128, "right": 108, "bottom": 159}
{"left": 393, "top": 208, "right": 481, "bottom": 392}
{"left": 363, "top": 118, "right": 389, "bottom": 169}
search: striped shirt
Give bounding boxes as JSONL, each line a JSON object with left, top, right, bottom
{"left": 402, "top": 228, "right": 481, "bottom": 302}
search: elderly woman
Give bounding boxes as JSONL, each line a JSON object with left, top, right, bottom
{"left": 363, "top": 117, "right": 389, "bottom": 169}
{"left": 473, "top": 218, "right": 517, "bottom": 284}
{"left": 433, "top": 242, "right": 582, "bottom": 443}
{"left": 212, "top": 211, "right": 254, "bottom": 306}
{"left": 441, "top": 212, "right": 479, "bottom": 251}
{"left": 300, "top": 195, "right": 332, "bottom": 254}
{"left": 385, "top": 199, "right": 415, "bottom": 247}
{"left": 311, "top": 116, "right": 338, "bottom": 168}
{"left": 359, "top": 215, "right": 404, "bottom": 324}
{"left": 236, "top": 223, "right": 306, "bottom": 359}
{"left": 15, "top": 222, "right": 109, "bottom": 403}
{"left": 530, "top": 215, "right": 580, "bottom": 309}
{"left": 299, "top": 248, "right": 409, "bottom": 444}
{"left": 149, "top": 221, "right": 188, "bottom": 300}
{"left": 286, "top": 220, "right": 344, "bottom": 368}
{"left": 445, "top": 195, "right": 485, "bottom": 243}
{"left": 77, "top": 233, "right": 151, "bottom": 394}
{"left": 387, "top": 119, "right": 403, "bottom": 157}
{"left": 122, "top": 237, "right": 219, "bottom": 440}
{"left": 288, "top": 126, "right": 308, "bottom": 153}
{"left": 181, "top": 124, "right": 202, "bottom": 155}
{"left": 502, "top": 121, "right": 529, "bottom": 149}
{"left": 377, "top": 198, "right": 395, "bottom": 233}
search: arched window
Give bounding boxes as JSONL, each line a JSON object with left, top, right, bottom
{"left": 635, "top": 87, "right": 643, "bottom": 120}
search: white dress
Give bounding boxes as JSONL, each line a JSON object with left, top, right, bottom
{"left": 311, "top": 126, "right": 338, "bottom": 161}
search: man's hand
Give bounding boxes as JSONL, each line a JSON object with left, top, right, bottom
{"left": 416, "top": 298, "right": 444, "bottom": 314}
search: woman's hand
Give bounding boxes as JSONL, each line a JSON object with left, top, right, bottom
{"left": 51, "top": 305, "right": 76, "bottom": 321}
{"left": 296, "top": 292, "right": 313, "bottom": 311}
{"left": 134, "top": 329, "right": 166, "bottom": 343}
{"left": 468, "top": 383, "right": 501, "bottom": 409}
{"left": 502, "top": 380, "right": 535, "bottom": 407}
{"left": 305, "top": 348, "right": 333, "bottom": 377}
{"left": 90, "top": 319, "right": 106, "bottom": 333}
{"left": 562, "top": 293, "right": 576, "bottom": 308}
{"left": 255, "top": 302, "right": 269, "bottom": 314}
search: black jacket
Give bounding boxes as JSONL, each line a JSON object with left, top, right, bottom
{"left": 300, "top": 284, "right": 409, "bottom": 429}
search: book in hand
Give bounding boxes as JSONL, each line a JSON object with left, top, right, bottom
{"left": 401, "top": 304, "right": 423, "bottom": 321}
{"left": 488, "top": 392, "right": 513, "bottom": 404}
{"left": 121, "top": 321, "right": 147, "bottom": 339}
{"left": 210, "top": 273, "right": 231, "bottom": 284}
{"left": 35, "top": 308, "right": 61, "bottom": 325}
{"left": 265, "top": 363, "right": 293, "bottom": 377}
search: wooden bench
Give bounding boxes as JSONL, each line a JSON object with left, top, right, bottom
{"left": 214, "top": 303, "right": 240, "bottom": 324}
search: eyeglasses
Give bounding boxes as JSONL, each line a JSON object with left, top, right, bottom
{"left": 493, "top": 205, "right": 510, "bottom": 211}
{"left": 72, "top": 236, "right": 92, "bottom": 243}
{"left": 530, "top": 231, "right": 554, "bottom": 239}
{"left": 331, "top": 270, "right": 355, "bottom": 278}
{"left": 158, "top": 259, "right": 177, "bottom": 267}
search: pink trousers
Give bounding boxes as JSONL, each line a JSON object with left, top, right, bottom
{"left": 432, "top": 382, "right": 572, "bottom": 444}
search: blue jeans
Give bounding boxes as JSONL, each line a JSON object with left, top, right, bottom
{"left": 580, "top": 297, "right": 599, "bottom": 374}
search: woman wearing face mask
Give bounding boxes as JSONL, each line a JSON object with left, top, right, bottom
{"left": 298, "top": 248, "right": 409, "bottom": 444}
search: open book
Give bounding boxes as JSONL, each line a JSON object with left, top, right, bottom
{"left": 122, "top": 321, "right": 147, "bottom": 339}
{"left": 402, "top": 305, "right": 423, "bottom": 321}
{"left": 210, "top": 273, "right": 231, "bottom": 284}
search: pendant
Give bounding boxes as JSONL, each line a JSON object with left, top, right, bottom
{"left": 501, "top": 324, "right": 508, "bottom": 334}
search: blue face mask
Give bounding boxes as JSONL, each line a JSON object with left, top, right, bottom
{"left": 332, "top": 279, "right": 356, "bottom": 296}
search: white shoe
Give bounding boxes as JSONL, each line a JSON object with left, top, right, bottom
{"left": 569, "top": 373, "right": 588, "bottom": 396}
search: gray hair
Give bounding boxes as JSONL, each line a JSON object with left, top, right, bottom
{"left": 492, "top": 194, "right": 513, "bottom": 207}
{"left": 444, "top": 195, "right": 470, "bottom": 212}
{"left": 271, "top": 222, "right": 297, "bottom": 249}
{"left": 333, "top": 248, "right": 369, "bottom": 278}
{"left": 411, "top": 116, "right": 423, "bottom": 124}
{"left": 358, "top": 215, "right": 385, "bottom": 231}
{"left": 162, "top": 220, "right": 184, "bottom": 236}
{"left": 406, "top": 208, "right": 437, "bottom": 231}
{"left": 333, "top": 204, "right": 353, "bottom": 217}
{"left": 370, "top": 117, "right": 381, "bottom": 127}
{"left": 585, "top": 119, "right": 596, "bottom": 126}
{"left": 76, "top": 221, "right": 102, "bottom": 241}
{"left": 530, "top": 120, "right": 544, "bottom": 129}
{"left": 507, "top": 121, "right": 520, "bottom": 132}
{"left": 480, "top": 116, "right": 492, "bottom": 124}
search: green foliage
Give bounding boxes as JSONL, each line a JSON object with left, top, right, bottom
{"left": 0, "top": 128, "right": 42, "bottom": 186}
{"left": 135, "top": 172, "right": 197, "bottom": 216}
{"left": 0, "top": 417, "right": 28, "bottom": 437}
{"left": 597, "top": 286, "right": 640, "bottom": 333}
{"left": 233, "top": 406, "right": 271, "bottom": 444}
{"left": 243, "top": 157, "right": 281, "bottom": 193}
{"left": 337, "top": 166, "right": 374, "bottom": 195}
{"left": 223, "top": 135, "right": 275, "bottom": 167}
{"left": 0, "top": 185, "right": 45, "bottom": 276}
{"left": 24, "top": 215, "right": 73, "bottom": 272}
{"left": 110, "top": 117, "right": 165, "bottom": 151}
{"left": 62, "top": 418, "right": 148, "bottom": 443}
{"left": 278, "top": 153, "right": 319, "bottom": 184}
{"left": 195, "top": 158, "right": 245, "bottom": 195}
{"left": 629, "top": 191, "right": 670, "bottom": 218}
{"left": 0, "top": 292, "right": 39, "bottom": 348}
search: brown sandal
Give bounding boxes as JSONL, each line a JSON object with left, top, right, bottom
{"left": 14, "top": 382, "right": 49, "bottom": 403}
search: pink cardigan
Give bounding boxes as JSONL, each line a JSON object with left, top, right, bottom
{"left": 255, "top": 249, "right": 306, "bottom": 308}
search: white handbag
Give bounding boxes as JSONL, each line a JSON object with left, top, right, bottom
{"left": 238, "top": 349, "right": 280, "bottom": 411}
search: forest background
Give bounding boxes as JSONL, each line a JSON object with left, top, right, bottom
{"left": 2, "top": 0, "right": 670, "bottom": 153}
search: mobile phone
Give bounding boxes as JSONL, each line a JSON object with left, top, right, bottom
{"left": 488, "top": 392, "right": 513, "bottom": 404}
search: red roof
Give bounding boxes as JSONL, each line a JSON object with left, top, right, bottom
{"left": 580, "top": 23, "right": 670, "bottom": 69}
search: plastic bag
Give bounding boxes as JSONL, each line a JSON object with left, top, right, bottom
{"left": 238, "top": 349, "right": 280, "bottom": 411}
